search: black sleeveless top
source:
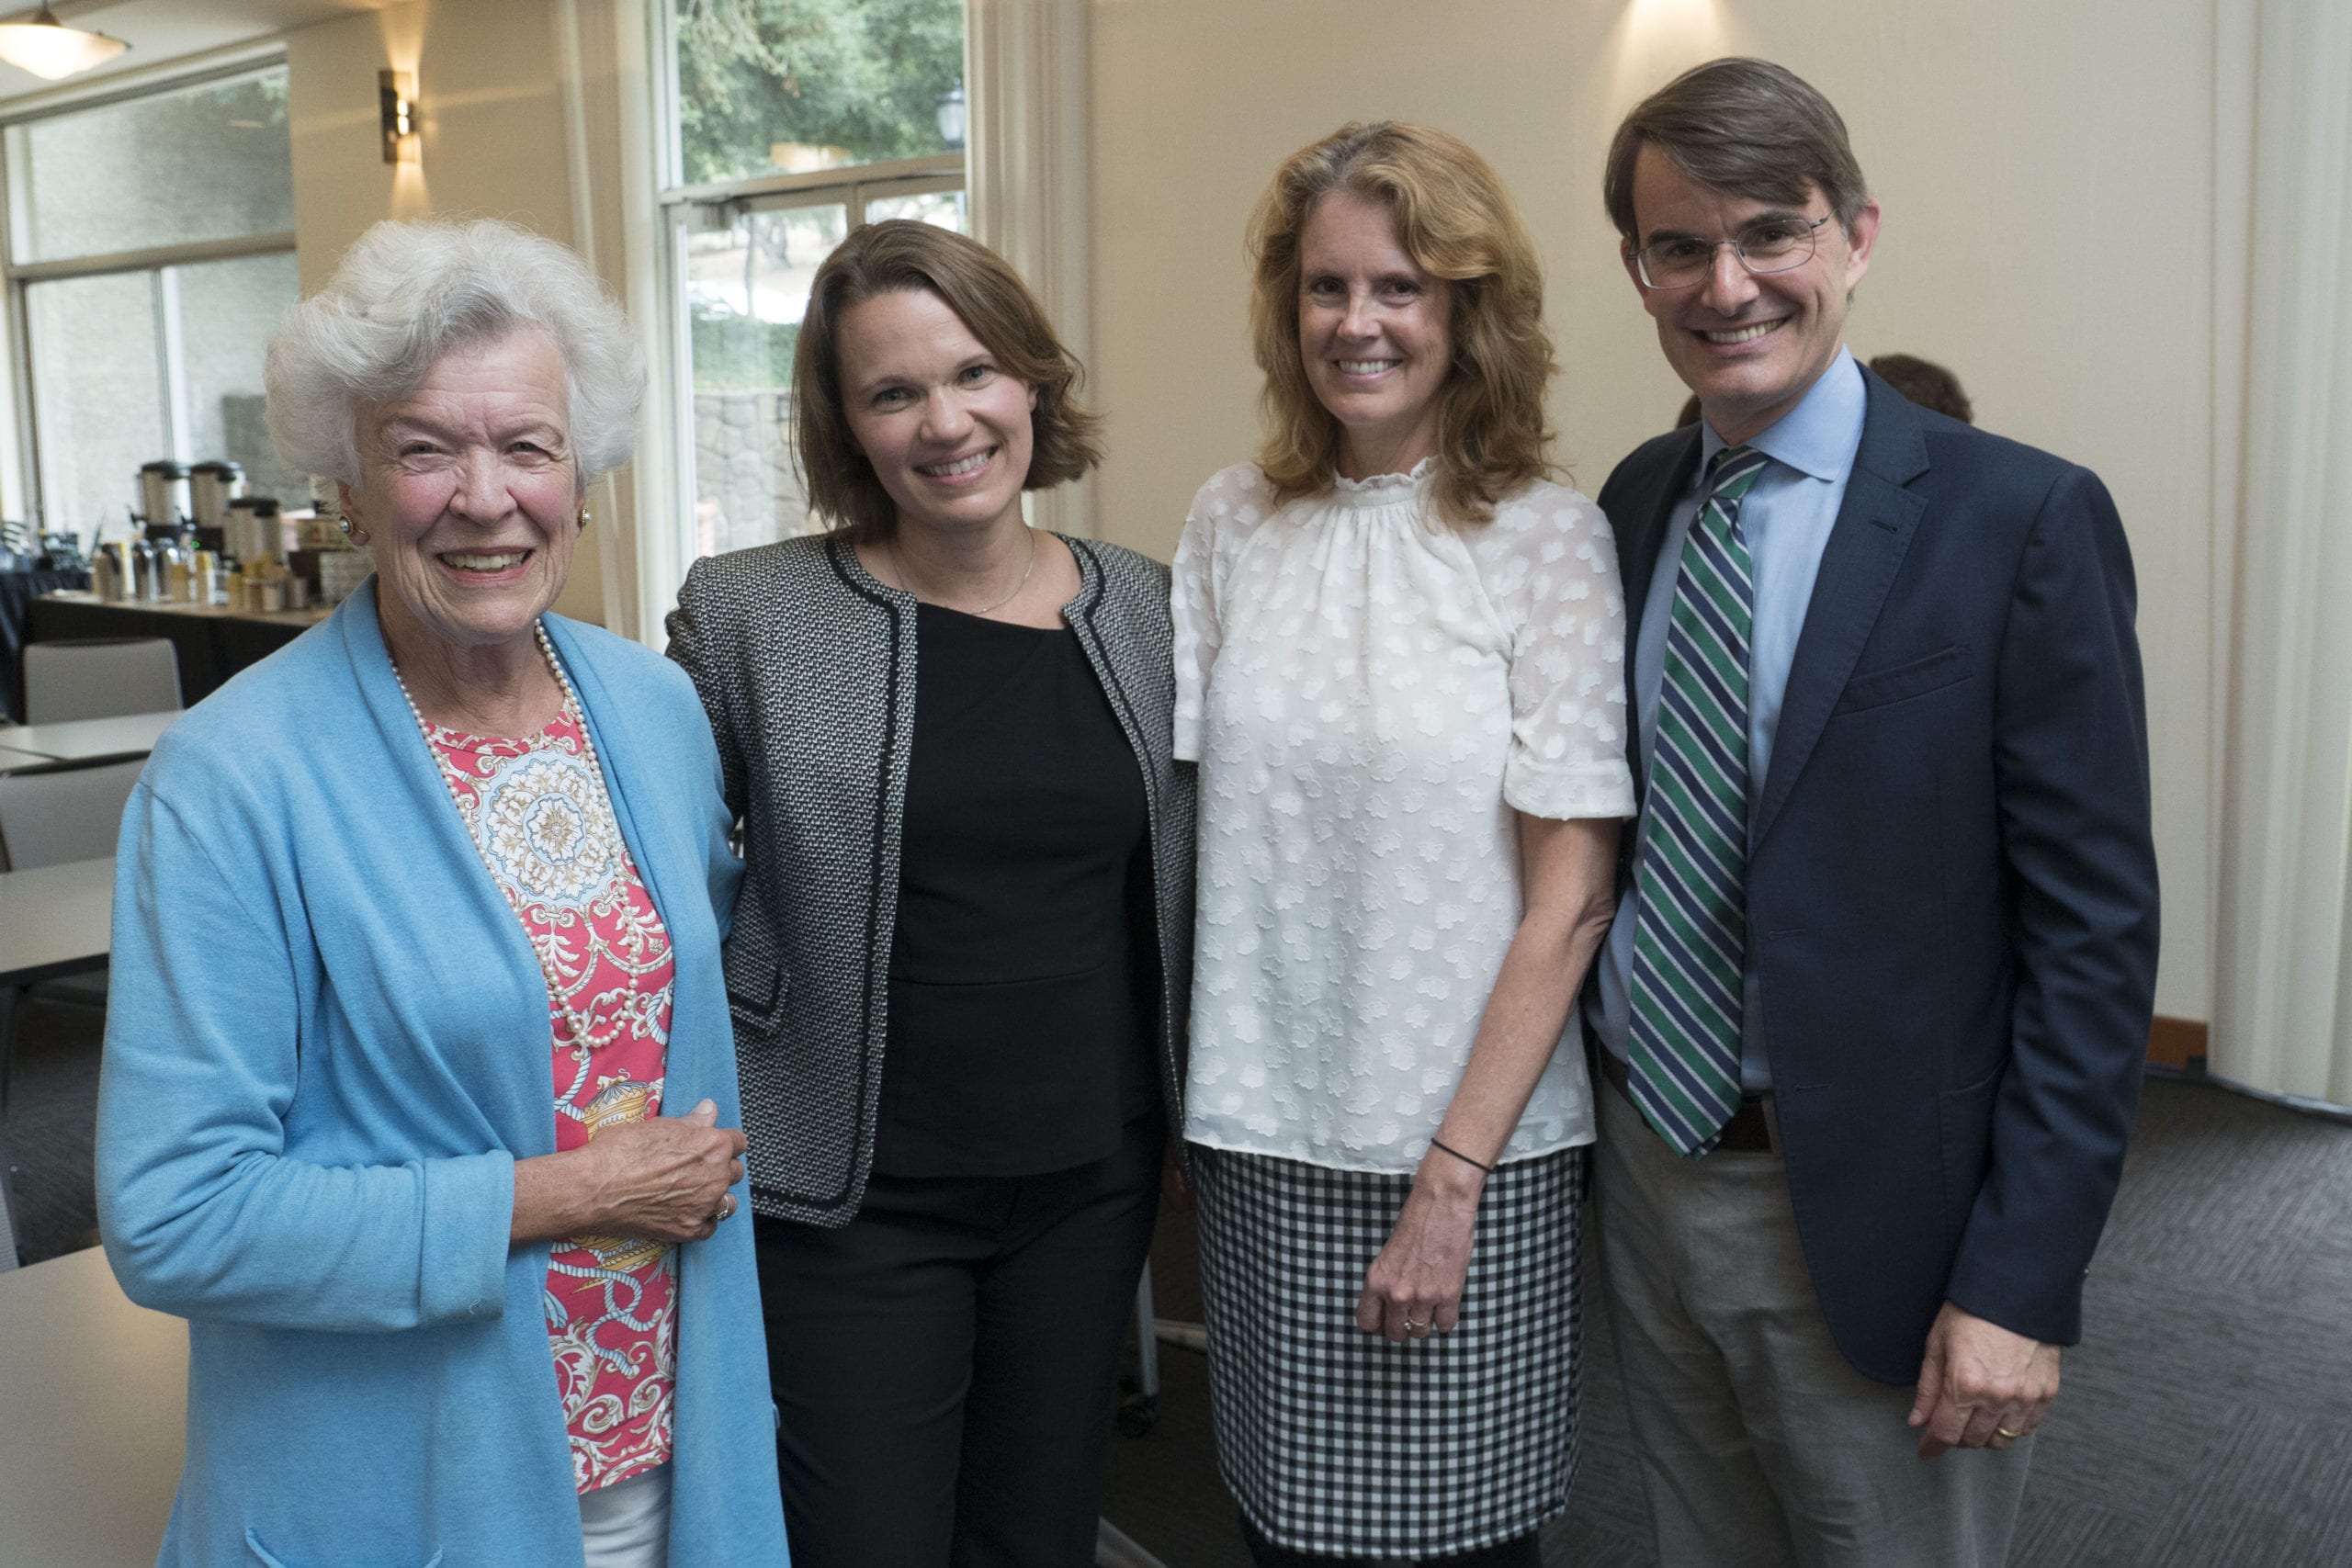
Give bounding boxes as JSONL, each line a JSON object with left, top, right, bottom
{"left": 870, "top": 604, "right": 1159, "bottom": 1177}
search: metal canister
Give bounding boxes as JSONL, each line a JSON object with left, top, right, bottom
{"left": 138, "top": 461, "right": 191, "bottom": 530}
{"left": 187, "top": 461, "right": 245, "bottom": 533}
{"left": 226, "top": 495, "right": 285, "bottom": 562}
{"left": 148, "top": 537, "right": 183, "bottom": 601}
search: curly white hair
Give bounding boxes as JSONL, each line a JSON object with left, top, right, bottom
{"left": 264, "top": 218, "right": 644, "bottom": 489}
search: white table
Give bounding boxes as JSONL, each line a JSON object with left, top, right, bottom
{"left": 0, "top": 855, "right": 112, "bottom": 987}
{"left": 36, "top": 589, "right": 328, "bottom": 633}
{"left": 0, "top": 744, "right": 52, "bottom": 773}
{"left": 0, "top": 1246, "right": 185, "bottom": 1565}
{"left": 0, "top": 712, "right": 177, "bottom": 765}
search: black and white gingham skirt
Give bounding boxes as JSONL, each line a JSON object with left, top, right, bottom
{"left": 1191, "top": 1144, "right": 1586, "bottom": 1557}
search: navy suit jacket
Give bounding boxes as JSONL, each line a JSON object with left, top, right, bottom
{"left": 1597, "top": 369, "right": 2161, "bottom": 1385}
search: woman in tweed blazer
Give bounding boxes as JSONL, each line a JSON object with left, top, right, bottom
{"left": 667, "top": 220, "right": 1193, "bottom": 1566}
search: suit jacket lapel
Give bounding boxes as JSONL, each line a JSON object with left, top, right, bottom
{"left": 1616, "top": 425, "right": 1702, "bottom": 793}
{"left": 1619, "top": 425, "right": 1702, "bottom": 653}
{"left": 1750, "top": 375, "right": 1931, "bottom": 849}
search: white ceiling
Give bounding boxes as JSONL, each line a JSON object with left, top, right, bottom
{"left": 0, "top": 0, "right": 389, "bottom": 103}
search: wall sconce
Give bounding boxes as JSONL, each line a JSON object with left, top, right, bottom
{"left": 379, "top": 69, "right": 417, "bottom": 164}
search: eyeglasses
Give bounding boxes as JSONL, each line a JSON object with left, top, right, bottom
{"left": 1633, "top": 214, "right": 1833, "bottom": 290}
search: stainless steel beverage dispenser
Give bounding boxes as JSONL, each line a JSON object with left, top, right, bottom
{"left": 137, "top": 460, "right": 191, "bottom": 532}
{"left": 187, "top": 460, "right": 245, "bottom": 536}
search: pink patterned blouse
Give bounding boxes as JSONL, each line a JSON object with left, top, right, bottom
{"left": 424, "top": 701, "right": 678, "bottom": 1495}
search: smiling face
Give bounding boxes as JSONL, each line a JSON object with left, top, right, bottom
{"left": 1296, "top": 188, "right": 1453, "bottom": 478}
{"left": 835, "top": 287, "right": 1035, "bottom": 542}
{"left": 342, "top": 327, "right": 581, "bottom": 659}
{"left": 1624, "top": 143, "right": 1879, "bottom": 446}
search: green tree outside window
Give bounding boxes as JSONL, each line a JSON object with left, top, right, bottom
{"left": 676, "top": 0, "right": 964, "bottom": 185}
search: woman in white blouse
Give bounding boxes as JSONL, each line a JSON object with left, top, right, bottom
{"left": 1171, "top": 121, "right": 1634, "bottom": 1566}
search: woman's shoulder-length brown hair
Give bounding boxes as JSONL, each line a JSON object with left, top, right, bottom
{"left": 1248, "top": 120, "right": 1556, "bottom": 526}
{"left": 791, "top": 220, "right": 1102, "bottom": 541}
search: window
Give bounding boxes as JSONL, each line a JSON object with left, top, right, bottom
{"left": 659, "top": 0, "right": 967, "bottom": 560}
{"left": 4, "top": 64, "right": 300, "bottom": 546}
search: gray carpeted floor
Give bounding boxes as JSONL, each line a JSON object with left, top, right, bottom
{"left": 3, "top": 994, "right": 104, "bottom": 1266}
{"left": 1102, "top": 1076, "right": 2352, "bottom": 1567}
{"left": 10, "top": 1005, "right": 2348, "bottom": 1565}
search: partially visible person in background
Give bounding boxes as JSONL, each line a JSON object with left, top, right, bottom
{"left": 1682, "top": 352, "right": 1973, "bottom": 428}
{"left": 1868, "top": 352, "right": 1974, "bottom": 423}
{"left": 1175, "top": 121, "right": 1632, "bottom": 1567}
{"left": 668, "top": 219, "right": 1193, "bottom": 1567}
{"left": 99, "top": 218, "right": 785, "bottom": 1568}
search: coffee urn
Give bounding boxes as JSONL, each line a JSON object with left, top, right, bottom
{"left": 187, "top": 460, "right": 245, "bottom": 540}
{"left": 226, "top": 495, "right": 285, "bottom": 563}
{"left": 138, "top": 460, "right": 192, "bottom": 532}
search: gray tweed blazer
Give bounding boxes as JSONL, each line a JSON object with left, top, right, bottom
{"left": 668, "top": 531, "right": 1195, "bottom": 1226}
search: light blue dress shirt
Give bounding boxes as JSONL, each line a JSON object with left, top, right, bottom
{"left": 1592, "top": 350, "right": 1868, "bottom": 1092}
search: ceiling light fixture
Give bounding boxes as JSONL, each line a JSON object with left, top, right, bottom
{"left": 0, "top": 5, "right": 130, "bottom": 82}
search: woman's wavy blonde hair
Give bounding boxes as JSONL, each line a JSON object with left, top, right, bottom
{"left": 1249, "top": 121, "right": 1556, "bottom": 525}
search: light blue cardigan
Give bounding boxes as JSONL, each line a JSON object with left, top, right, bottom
{"left": 96, "top": 582, "right": 789, "bottom": 1568}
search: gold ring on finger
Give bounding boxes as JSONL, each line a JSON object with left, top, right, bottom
{"left": 1995, "top": 1426, "right": 2023, "bottom": 1439}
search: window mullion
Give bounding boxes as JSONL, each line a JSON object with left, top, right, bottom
{"left": 12, "top": 284, "right": 40, "bottom": 528}
{"left": 154, "top": 265, "right": 187, "bottom": 466}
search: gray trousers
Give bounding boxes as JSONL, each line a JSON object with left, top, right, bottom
{"left": 1593, "top": 1077, "right": 2031, "bottom": 1568}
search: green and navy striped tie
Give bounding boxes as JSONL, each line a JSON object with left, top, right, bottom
{"left": 1629, "top": 444, "right": 1769, "bottom": 1156}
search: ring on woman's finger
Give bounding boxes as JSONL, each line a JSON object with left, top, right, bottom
{"left": 1995, "top": 1426, "right": 2024, "bottom": 1440}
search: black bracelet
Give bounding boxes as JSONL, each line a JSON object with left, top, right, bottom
{"left": 1430, "top": 1137, "right": 1496, "bottom": 1175}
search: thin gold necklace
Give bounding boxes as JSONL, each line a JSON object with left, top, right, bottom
{"left": 888, "top": 526, "right": 1037, "bottom": 616}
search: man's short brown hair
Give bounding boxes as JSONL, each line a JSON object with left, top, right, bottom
{"left": 792, "top": 220, "right": 1102, "bottom": 540}
{"left": 1603, "top": 58, "right": 1870, "bottom": 242}
{"left": 1868, "top": 353, "right": 1973, "bottom": 424}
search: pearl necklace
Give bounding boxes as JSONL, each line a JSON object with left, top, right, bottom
{"left": 888, "top": 525, "right": 1037, "bottom": 617}
{"left": 390, "top": 619, "right": 610, "bottom": 1049}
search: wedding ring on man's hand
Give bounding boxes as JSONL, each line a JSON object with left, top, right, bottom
{"left": 1995, "top": 1426, "right": 2023, "bottom": 1439}
{"left": 1402, "top": 1317, "right": 1429, "bottom": 1335}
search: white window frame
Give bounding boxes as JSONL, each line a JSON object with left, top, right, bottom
{"left": 0, "top": 49, "right": 295, "bottom": 534}
{"left": 626, "top": 0, "right": 1092, "bottom": 638}
{"left": 637, "top": 0, "right": 967, "bottom": 624}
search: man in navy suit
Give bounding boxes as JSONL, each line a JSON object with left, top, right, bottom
{"left": 1584, "top": 58, "right": 2160, "bottom": 1566}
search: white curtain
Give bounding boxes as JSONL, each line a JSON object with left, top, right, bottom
{"left": 966, "top": 0, "right": 1098, "bottom": 539}
{"left": 2211, "top": 0, "right": 2352, "bottom": 1107}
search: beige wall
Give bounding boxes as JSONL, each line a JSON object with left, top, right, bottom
{"left": 264, "top": 0, "right": 2220, "bottom": 1021}
{"left": 286, "top": 3, "right": 580, "bottom": 288}
{"left": 1090, "top": 0, "right": 2216, "bottom": 1021}
{"left": 282, "top": 0, "right": 619, "bottom": 626}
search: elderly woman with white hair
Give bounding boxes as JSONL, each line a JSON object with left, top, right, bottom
{"left": 96, "top": 218, "right": 787, "bottom": 1568}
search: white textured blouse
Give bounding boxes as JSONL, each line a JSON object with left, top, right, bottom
{"left": 1171, "top": 461, "right": 1636, "bottom": 1173}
